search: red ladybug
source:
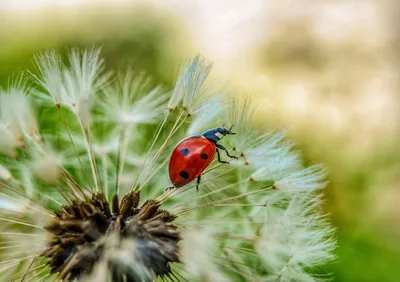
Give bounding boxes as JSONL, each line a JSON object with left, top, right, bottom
{"left": 168, "top": 126, "right": 237, "bottom": 191}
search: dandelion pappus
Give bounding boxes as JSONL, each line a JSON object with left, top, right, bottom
{"left": 168, "top": 125, "right": 238, "bottom": 191}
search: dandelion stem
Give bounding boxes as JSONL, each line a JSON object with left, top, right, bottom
{"left": 173, "top": 186, "right": 273, "bottom": 216}
{"left": 87, "top": 125, "right": 103, "bottom": 191}
{"left": 10, "top": 263, "right": 46, "bottom": 282}
{"left": 115, "top": 124, "right": 132, "bottom": 198}
{"left": 0, "top": 232, "right": 42, "bottom": 237}
{"left": 0, "top": 216, "right": 44, "bottom": 229}
{"left": 78, "top": 116, "right": 100, "bottom": 192}
{"left": 21, "top": 181, "right": 63, "bottom": 206}
{"left": 0, "top": 247, "right": 45, "bottom": 260}
{"left": 214, "top": 232, "right": 259, "bottom": 242}
{"left": 0, "top": 254, "right": 39, "bottom": 267}
{"left": 169, "top": 179, "right": 250, "bottom": 209}
{"left": 23, "top": 266, "right": 48, "bottom": 282}
{"left": 138, "top": 156, "right": 169, "bottom": 192}
{"left": 0, "top": 242, "right": 44, "bottom": 252}
{"left": 61, "top": 171, "right": 86, "bottom": 200}
{"left": 0, "top": 191, "right": 53, "bottom": 217}
{"left": 137, "top": 110, "right": 187, "bottom": 192}
{"left": 115, "top": 127, "right": 123, "bottom": 198}
{"left": 35, "top": 273, "right": 54, "bottom": 282}
{"left": 0, "top": 245, "right": 28, "bottom": 250}
{"left": 220, "top": 245, "right": 259, "bottom": 258}
{"left": 58, "top": 106, "right": 92, "bottom": 191}
{"left": 170, "top": 271, "right": 188, "bottom": 282}
{"left": 215, "top": 252, "right": 262, "bottom": 275}
{"left": 176, "top": 218, "right": 265, "bottom": 225}
{"left": 20, "top": 256, "right": 36, "bottom": 282}
{"left": 101, "top": 153, "right": 109, "bottom": 200}
{"left": 159, "top": 166, "right": 236, "bottom": 202}
{"left": 130, "top": 111, "right": 169, "bottom": 191}
{"left": 214, "top": 261, "right": 260, "bottom": 282}
{"left": 41, "top": 193, "right": 63, "bottom": 207}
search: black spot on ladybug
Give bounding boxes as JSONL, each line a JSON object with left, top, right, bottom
{"left": 180, "top": 148, "right": 190, "bottom": 156}
{"left": 201, "top": 153, "right": 208, "bottom": 160}
{"left": 179, "top": 171, "right": 190, "bottom": 179}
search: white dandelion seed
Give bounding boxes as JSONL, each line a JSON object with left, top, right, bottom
{"left": 33, "top": 50, "right": 64, "bottom": 105}
{"left": 273, "top": 164, "right": 329, "bottom": 192}
{"left": 34, "top": 47, "right": 112, "bottom": 127}
{"left": 100, "top": 69, "right": 167, "bottom": 125}
{"left": 31, "top": 147, "right": 62, "bottom": 184}
{"left": 0, "top": 124, "right": 18, "bottom": 156}
{"left": 0, "top": 164, "right": 12, "bottom": 181}
{"left": 187, "top": 96, "right": 225, "bottom": 135}
{"left": 168, "top": 54, "right": 213, "bottom": 115}
{"left": 0, "top": 82, "right": 39, "bottom": 147}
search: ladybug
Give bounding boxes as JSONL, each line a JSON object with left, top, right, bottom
{"left": 168, "top": 126, "right": 238, "bottom": 191}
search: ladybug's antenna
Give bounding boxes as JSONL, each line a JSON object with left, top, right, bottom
{"left": 228, "top": 125, "right": 236, "bottom": 135}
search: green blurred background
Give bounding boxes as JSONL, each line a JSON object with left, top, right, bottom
{"left": 0, "top": 1, "right": 399, "bottom": 281}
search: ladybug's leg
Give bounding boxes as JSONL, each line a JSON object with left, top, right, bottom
{"left": 216, "top": 148, "right": 230, "bottom": 164}
{"left": 166, "top": 186, "right": 175, "bottom": 191}
{"left": 216, "top": 144, "right": 239, "bottom": 159}
{"left": 196, "top": 175, "right": 201, "bottom": 193}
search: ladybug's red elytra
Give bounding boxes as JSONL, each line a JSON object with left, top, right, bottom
{"left": 168, "top": 126, "right": 238, "bottom": 191}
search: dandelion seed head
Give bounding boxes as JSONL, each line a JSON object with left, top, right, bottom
{"left": 0, "top": 49, "right": 336, "bottom": 282}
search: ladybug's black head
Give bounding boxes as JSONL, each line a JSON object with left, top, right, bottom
{"left": 202, "top": 125, "right": 236, "bottom": 143}
{"left": 216, "top": 125, "right": 236, "bottom": 137}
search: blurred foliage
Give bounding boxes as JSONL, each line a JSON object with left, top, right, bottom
{"left": 0, "top": 3, "right": 193, "bottom": 86}
{"left": 256, "top": 17, "right": 400, "bottom": 281}
{"left": 0, "top": 1, "right": 399, "bottom": 281}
